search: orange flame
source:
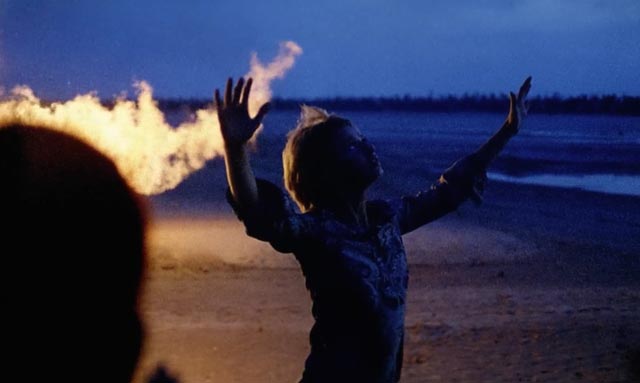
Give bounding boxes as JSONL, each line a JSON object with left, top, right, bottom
{"left": 0, "top": 41, "right": 302, "bottom": 195}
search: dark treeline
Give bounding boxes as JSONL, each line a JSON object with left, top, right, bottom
{"left": 153, "top": 94, "right": 640, "bottom": 116}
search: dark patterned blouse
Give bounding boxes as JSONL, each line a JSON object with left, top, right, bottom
{"left": 228, "top": 157, "right": 479, "bottom": 383}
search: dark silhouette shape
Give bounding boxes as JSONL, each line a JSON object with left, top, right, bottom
{"left": 628, "top": 348, "right": 640, "bottom": 381}
{"left": 0, "top": 124, "right": 150, "bottom": 382}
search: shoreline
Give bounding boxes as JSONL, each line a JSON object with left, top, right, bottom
{"left": 488, "top": 172, "right": 640, "bottom": 197}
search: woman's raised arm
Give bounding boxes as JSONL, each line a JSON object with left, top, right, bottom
{"left": 215, "top": 77, "right": 270, "bottom": 211}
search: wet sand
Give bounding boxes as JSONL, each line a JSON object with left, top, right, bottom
{"left": 133, "top": 182, "right": 640, "bottom": 383}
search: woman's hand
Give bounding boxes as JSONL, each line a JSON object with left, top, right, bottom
{"left": 451, "top": 76, "right": 532, "bottom": 206}
{"left": 215, "top": 77, "right": 270, "bottom": 148}
{"left": 505, "top": 76, "right": 532, "bottom": 136}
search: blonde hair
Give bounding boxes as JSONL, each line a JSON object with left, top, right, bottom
{"left": 282, "top": 106, "right": 350, "bottom": 212}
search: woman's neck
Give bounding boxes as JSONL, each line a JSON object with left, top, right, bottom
{"left": 322, "top": 191, "right": 368, "bottom": 228}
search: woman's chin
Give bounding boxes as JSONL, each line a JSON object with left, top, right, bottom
{"left": 373, "top": 162, "right": 383, "bottom": 179}
{"left": 365, "top": 165, "right": 383, "bottom": 186}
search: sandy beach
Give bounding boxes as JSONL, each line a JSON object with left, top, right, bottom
{"left": 130, "top": 179, "right": 640, "bottom": 383}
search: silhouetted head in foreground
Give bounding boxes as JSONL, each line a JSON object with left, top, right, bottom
{"left": 0, "top": 124, "right": 146, "bottom": 382}
{"left": 283, "top": 106, "right": 383, "bottom": 212}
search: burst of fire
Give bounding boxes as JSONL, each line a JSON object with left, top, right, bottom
{"left": 0, "top": 41, "right": 302, "bottom": 195}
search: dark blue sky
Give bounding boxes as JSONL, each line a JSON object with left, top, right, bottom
{"left": 1, "top": 0, "right": 638, "bottom": 99}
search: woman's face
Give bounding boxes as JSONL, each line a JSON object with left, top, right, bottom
{"left": 329, "top": 124, "right": 383, "bottom": 189}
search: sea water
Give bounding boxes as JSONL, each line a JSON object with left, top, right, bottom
{"left": 153, "top": 110, "right": 640, "bottom": 213}
{"left": 342, "top": 111, "right": 640, "bottom": 197}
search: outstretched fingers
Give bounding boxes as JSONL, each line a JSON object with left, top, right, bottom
{"left": 241, "top": 78, "right": 253, "bottom": 107}
{"left": 518, "top": 76, "right": 532, "bottom": 115}
{"left": 253, "top": 102, "right": 271, "bottom": 125}
{"left": 218, "top": 77, "right": 251, "bottom": 110}
{"left": 518, "top": 76, "right": 532, "bottom": 101}
{"left": 224, "top": 77, "right": 233, "bottom": 106}
{"left": 214, "top": 89, "right": 222, "bottom": 110}
{"left": 233, "top": 77, "right": 244, "bottom": 105}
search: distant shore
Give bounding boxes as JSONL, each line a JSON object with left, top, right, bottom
{"left": 142, "top": 94, "right": 640, "bottom": 116}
